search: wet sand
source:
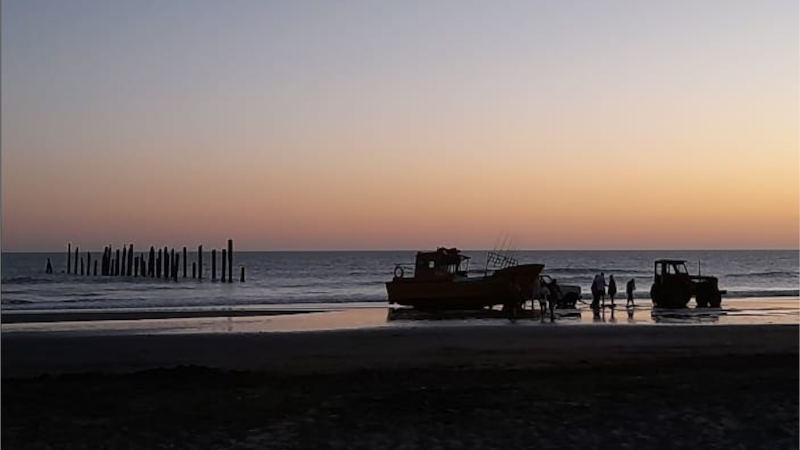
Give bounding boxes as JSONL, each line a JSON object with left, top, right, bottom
{"left": 0, "top": 308, "right": 322, "bottom": 324}
{"left": 2, "top": 322, "right": 797, "bottom": 377}
{"left": 2, "top": 298, "right": 797, "bottom": 335}
{"left": 2, "top": 301, "right": 798, "bottom": 448}
{"left": 2, "top": 326, "right": 798, "bottom": 449}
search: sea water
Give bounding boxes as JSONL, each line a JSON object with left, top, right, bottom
{"left": 1, "top": 250, "right": 797, "bottom": 311}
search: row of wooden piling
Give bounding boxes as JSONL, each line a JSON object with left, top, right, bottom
{"left": 63, "top": 240, "right": 244, "bottom": 282}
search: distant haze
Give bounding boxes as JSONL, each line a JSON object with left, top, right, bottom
{"left": 2, "top": 0, "right": 797, "bottom": 251}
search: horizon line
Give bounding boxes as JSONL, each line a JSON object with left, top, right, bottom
{"left": 4, "top": 248, "right": 797, "bottom": 253}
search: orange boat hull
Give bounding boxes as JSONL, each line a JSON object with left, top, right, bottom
{"left": 386, "top": 264, "right": 544, "bottom": 309}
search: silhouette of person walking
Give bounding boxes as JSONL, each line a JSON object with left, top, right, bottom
{"left": 608, "top": 275, "right": 617, "bottom": 306}
{"left": 45, "top": 258, "right": 53, "bottom": 274}
{"left": 626, "top": 278, "right": 636, "bottom": 307}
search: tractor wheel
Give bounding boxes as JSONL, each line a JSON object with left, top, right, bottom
{"left": 695, "top": 284, "right": 720, "bottom": 308}
{"left": 709, "top": 291, "right": 722, "bottom": 308}
{"left": 652, "top": 282, "right": 691, "bottom": 308}
{"left": 650, "top": 284, "right": 660, "bottom": 307}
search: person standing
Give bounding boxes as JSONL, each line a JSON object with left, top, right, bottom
{"left": 608, "top": 275, "right": 617, "bottom": 306}
{"left": 626, "top": 278, "right": 636, "bottom": 307}
{"left": 599, "top": 272, "right": 607, "bottom": 307}
{"left": 591, "top": 274, "right": 601, "bottom": 309}
{"left": 538, "top": 284, "right": 550, "bottom": 314}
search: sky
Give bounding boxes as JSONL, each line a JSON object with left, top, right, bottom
{"left": 2, "top": 0, "right": 798, "bottom": 251}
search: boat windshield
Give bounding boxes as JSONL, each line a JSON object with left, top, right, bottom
{"left": 443, "top": 255, "right": 470, "bottom": 275}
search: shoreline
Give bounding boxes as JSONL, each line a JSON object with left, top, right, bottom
{"left": 0, "top": 308, "right": 323, "bottom": 324}
{"left": 0, "top": 298, "right": 796, "bottom": 336}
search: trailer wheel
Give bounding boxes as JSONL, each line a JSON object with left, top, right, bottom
{"left": 561, "top": 292, "right": 579, "bottom": 308}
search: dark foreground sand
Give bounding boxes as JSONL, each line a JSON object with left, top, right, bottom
{"left": 3, "top": 325, "right": 798, "bottom": 449}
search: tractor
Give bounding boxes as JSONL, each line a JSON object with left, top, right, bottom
{"left": 649, "top": 259, "right": 722, "bottom": 308}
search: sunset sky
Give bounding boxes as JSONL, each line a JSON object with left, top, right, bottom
{"left": 2, "top": 0, "right": 798, "bottom": 251}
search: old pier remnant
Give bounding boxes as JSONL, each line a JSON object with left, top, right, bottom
{"left": 54, "top": 239, "right": 242, "bottom": 283}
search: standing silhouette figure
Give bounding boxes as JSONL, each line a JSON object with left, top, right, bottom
{"left": 608, "top": 275, "right": 617, "bottom": 306}
{"left": 626, "top": 278, "right": 636, "bottom": 307}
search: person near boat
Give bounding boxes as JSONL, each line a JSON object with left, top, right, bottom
{"left": 591, "top": 274, "right": 602, "bottom": 309}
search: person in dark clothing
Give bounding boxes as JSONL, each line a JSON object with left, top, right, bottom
{"left": 45, "top": 258, "right": 53, "bottom": 274}
{"left": 591, "top": 274, "right": 601, "bottom": 309}
{"left": 626, "top": 278, "right": 636, "bottom": 307}
{"left": 608, "top": 275, "right": 617, "bottom": 306}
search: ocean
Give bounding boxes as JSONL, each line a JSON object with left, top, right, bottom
{"left": 1, "top": 250, "right": 797, "bottom": 311}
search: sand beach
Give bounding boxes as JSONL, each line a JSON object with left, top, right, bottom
{"left": 3, "top": 299, "right": 798, "bottom": 448}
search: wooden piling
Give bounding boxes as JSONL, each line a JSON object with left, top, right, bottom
{"left": 211, "top": 249, "right": 217, "bottom": 281}
{"left": 227, "top": 239, "right": 233, "bottom": 283}
{"left": 164, "top": 246, "right": 169, "bottom": 279}
{"left": 240, "top": 266, "right": 245, "bottom": 282}
{"left": 121, "top": 246, "right": 127, "bottom": 276}
{"left": 221, "top": 249, "right": 227, "bottom": 282}
{"left": 101, "top": 247, "right": 107, "bottom": 275}
{"left": 59, "top": 240, "right": 242, "bottom": 282}
{"left": 127, "top": 244, "right": 134, "bottom": 276}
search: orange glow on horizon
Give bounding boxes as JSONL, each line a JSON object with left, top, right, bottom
{"left": 2, "top": 1, "right": 797, "bottom": 251}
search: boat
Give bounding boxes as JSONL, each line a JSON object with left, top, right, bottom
{"left": 386, "top": 248, "right": 544, "bottom": 310}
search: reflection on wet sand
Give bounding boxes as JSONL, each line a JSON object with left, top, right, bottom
{"left": 386, "top": 307, "right": 536, "bottom": 322}
{"left": 388, "top": 299, "right": 798, "bottom": 326}
{"left": 386, "top": 306, "right": 584, "bottom": 323}
{"left": 650, "top": 308, "right": 722, "bottom": 324}
{"left": 1, "top": 298, "right": 797, "bottom": 335}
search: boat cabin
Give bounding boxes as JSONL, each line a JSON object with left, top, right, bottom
{"left": 414, "top": 247, "right": 470, "bottom": 280}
